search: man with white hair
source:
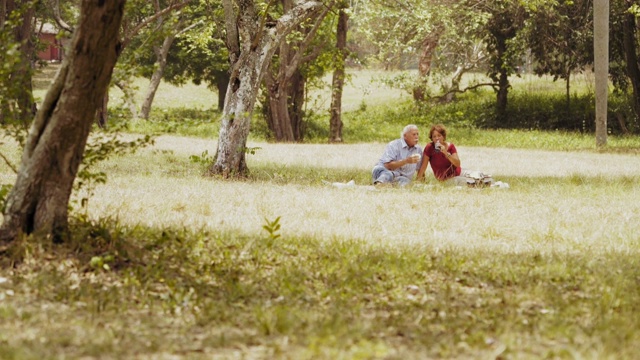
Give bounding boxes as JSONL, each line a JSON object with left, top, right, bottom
{"left": 371, "top": 124, "right": 423, "bottom": 187}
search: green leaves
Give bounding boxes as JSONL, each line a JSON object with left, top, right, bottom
{"left": 262, "top": 216, "right": 282, "bottom": 242}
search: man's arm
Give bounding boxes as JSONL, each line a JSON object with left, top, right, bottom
{"left": 384, "top": 155, "right": 419, "bottom": 170}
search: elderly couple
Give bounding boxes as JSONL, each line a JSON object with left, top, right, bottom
{"left": 372, "top": 124, "right": 488, "bottom": 187}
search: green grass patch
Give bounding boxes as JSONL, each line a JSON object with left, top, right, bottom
{"left": 2, "top": 220, "right": 640, "bottom": 358}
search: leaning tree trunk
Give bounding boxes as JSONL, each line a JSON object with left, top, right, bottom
{"left": 329, "top": 9, "right": 348, "bottom": 143}
{"left": 139, "top": 32, "right": 177, "bottom": 119}
{"left": 0, "top": 0, "right": 126, "bottom": 244}
{"left": 209, "top": 54, "right": 263, "bottom": 177}
{"left": 139, "top": 16, "right": 184, "bottom": 120}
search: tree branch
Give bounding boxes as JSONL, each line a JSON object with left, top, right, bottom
{"left": 121, "top": 0, "right": 192, "bottom": 49}
{"left": 50, "top": 0, "right": 74, "bottom": 33}
{"left": 176, "top": 19, "right": 203, "bottom": 37}
{"left": 285, "top": 1, "right": 335, "bottom": 80}
{"left": 429, "top": 82, "right": 498, "bottom": 102}
{"left": 0, "top": 152, "right": 17, "bottom": 174}
{"left": 250, "top": 0, "right": 278, "bottom": 51}
{"left": 222, "top": 0, "right": 240, "bottom": 63}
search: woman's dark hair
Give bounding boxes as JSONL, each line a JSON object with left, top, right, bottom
{"left": 429, "top": 124, "right": 447, "bottom": 141}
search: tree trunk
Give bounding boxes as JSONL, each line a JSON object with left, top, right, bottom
{"left": 95, "top": 92, "right": 109, "bottom": 128}
{"left": 1, "top": 0, "right": 36, "bottom": 125}
{"left": 289, "top": 69, "right": 305, "bottom": 141}
{"left": 494, "top": 37, "right": 509, "bottom": 123}
{"left": 622, "top": 1, "right": 640, "bottom": 124}
{"left": 440, "top": 65, "right": 465, "bottom": 103}
{"left": 14, "top": 0, "right": 36, "bottom": 122}
{"left": 264, "top": 0, "right": 296, "bottom": 142}
{"left": 210, "top": 0, "right": 324, "bottom": 177}
{"left": 262, "top": 0, "right": 330, "bottom": 142}
{"left": 0, "top": 0, "right": 126, "bottom": 244}
{"left": 215, "top": 70, "right": 229, "bottom": 111}
{"left": 1, "top": 0, "right": 5, "bottom": 23}
{"left": 265, "top": 77, "right": 296, "bottom": 141}
{"left": 329, "top": 9, "right": 348, "bottom": 143}
{"left": 264, "top": 68, "right": 306, "bottom": 142}
{"left": 565, "top": 70, "right": 571, "bottom": 129}
{"left": 412, "top": 28, "right": 442, "bottom": 101}
{"left": 209, "top": 61, "right": 256, "bottom": 177}
{"left": 594, "top": 0, "right": 608, "bottom": 146}
{"left": 139, "top": 32, "right": 178, "bottom": 119}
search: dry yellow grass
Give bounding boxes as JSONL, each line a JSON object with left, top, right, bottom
{"left": 73, "top": 135, "right": 640, "bottom": 255}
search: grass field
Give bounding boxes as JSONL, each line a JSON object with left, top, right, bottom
{"left": 1, "top": 68, "right": 640, "bottom": 359}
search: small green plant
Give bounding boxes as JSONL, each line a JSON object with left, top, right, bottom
{"left": 189, "top": 150, "right": 214, "bottom": 174}
{"left": 189, "top": 150, "right": 214, "bottom": 165}
{"left": 262, "top": 216, "right": 281, "bottom": 242}
{"left": 89, "top": 253, "right": 115, "bottom": 271}
{"left": 244, "top": 146, "right": 262, "bottom": 155}
{"left": 0, "top": 183, "right": 13, "bottom": 213}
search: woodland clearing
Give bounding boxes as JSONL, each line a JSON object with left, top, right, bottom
{"left": 79, "top": 135, "right": 640, "bottom": 254}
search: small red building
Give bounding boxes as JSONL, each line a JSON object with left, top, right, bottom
{"left": 36, "top": 23, "right": 64, "bottom": 62}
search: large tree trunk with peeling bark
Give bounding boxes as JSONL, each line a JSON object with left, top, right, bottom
{"left": 329, "top": 9, "right": 348, "bottom": 143}
{"left": 210, "top": 0, "right": 325, "bottom": 177}
{"left": 210, "top": 53, "right": 262, "bottom": 177}
{"left": 0, "top": 0, "right": 126, "bottom": 244}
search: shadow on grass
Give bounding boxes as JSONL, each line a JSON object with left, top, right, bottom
{"left": 2, "top": 216, "right": 640, "bottom": 358}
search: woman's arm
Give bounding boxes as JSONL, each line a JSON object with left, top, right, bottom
{"left": 416, "top": 156, "right": 429, "bottom": 180}
{"left": 444, "top": 147, "right": 461, "bottom": 168}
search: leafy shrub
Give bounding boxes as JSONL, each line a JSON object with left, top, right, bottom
{"left": 107, "top": 84, "right": 639, "bottom": 144}
{"left": 450, "top": 92, "right": 636, "bottom": 135}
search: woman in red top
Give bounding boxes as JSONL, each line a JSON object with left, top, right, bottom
{"left": 416, "top": 124, "right": 463, "bottom": 182}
